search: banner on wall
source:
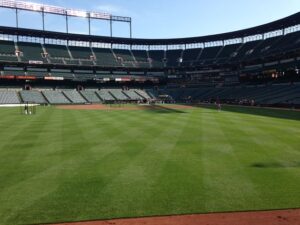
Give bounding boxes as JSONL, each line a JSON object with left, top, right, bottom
{"left": 44, "top": 76, "right": 64, "bottom": 81}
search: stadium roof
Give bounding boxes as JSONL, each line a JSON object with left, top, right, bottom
{"left": 0, "top": 12, "right": 299, "bottom": 45}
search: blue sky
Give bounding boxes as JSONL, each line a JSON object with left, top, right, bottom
{"left": 0, "top": 0, "right": 299, "bottom": 38}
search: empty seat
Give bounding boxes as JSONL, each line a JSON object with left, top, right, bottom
{"left": 93, "top": 48, "right": 119, "bottom": 67}
{"left": 0, "top": 90, "right": 20, "bottom": 104}
{"left": 97, "top": 89, "right": 115, "bottom": 101}
{"left": 166, "top": 50, "right": 182, "bottom": 67}
{"left": 123, "top": 89, "right": 143, "bottom": 100}
{"left": 63, "top": 90, "right": 87, "bottom": 104}
{"left": 20, "top": 90, "right": 47, "bottom": 104}
{"left": 17, "top": 42, "right": 46, "bottom": 63}
{"left": 0, "top": 40, "right": 18, "bottom": 62}
{"left": 42, "top": 90, "right": 71, "bottom": 104}
{"left": 148, "top": 50, "right": 165, "bottom": 68}
{"left": 80, "top": 90, "right": 102, "bottom": 103}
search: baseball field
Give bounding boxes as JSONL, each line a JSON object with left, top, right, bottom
{"left": 0, "top": 104, "right": 300, "bottom": 225}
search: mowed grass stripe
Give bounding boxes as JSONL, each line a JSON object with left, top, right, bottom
{"left": 0, "top": 108, "right": 63, "bottom": 223}
{"left": 220, "top": 109, "right": 300, "bottom": 209}
{"left": 0, "top": 106, "right": 299, "bottom": 225}
{"left": 199, "top": 109, "right": 261, "bottom": 212}
{"left": 7, "top": 109, "right": 192, "bottom": 224}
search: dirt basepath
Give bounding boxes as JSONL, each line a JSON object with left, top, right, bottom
{"left": 50, "top": 209, "right": 300, "bottom": 225}
{"left": 57, "top": 104, "right": 194, "bottom": 111}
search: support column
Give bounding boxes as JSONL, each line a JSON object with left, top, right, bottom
{"left": 15, "top": 8, "right": 19, "bottom": 28}
{"left": 16, "top": 8, "right": 19, "bottom": 41}
{"left": 88, "top": 14, "right": 91, "bottom": 35}
{"left": 110, "top": 18, "right": 113, "bottom": 37}
{"left": 66, "top": 13, "right": 69, "bottom": 33}
{"left": 130, "top": 21, "right": 132, "bottom": 38}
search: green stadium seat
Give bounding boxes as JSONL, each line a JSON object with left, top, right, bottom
{"left": 17, "top": 42, "right": 46, "bottom": 63}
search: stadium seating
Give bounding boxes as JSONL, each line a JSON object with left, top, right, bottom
{"left": 181, "top": 48, "right": 202, "bottom": 67}
{"left": 69, "top": 46, "right": 92, "bottom": 59}
{"left": 163, "top": 83, "right": 300, "bottom": 106}
{"left": 44, "top": 44, "right": 71, "bottom": 64}
{"left": 44, "top": 44, "right": 70, "bottom": 58}
{"left": 0, "top": 40, "right": 18, "bottom": 62}
{"left": 230, "top": 40, "right": 261, "bottom": 62}
{"left": 266, "top": 31, "right": 300, "bottom": 56}
{"left": 0, "top": 90, "right": 20, "bottom": 104}
{"left": 113, "top": 49, "right": 135, "bottom": 67}
{"left": 62, "top": 90, "right": 87, "bottom": 104}
{"left": 1, "top": 31, "right": 298, "bottom": 70}
{"left": 196, "top": 46, "right": 222, "bottom": 65}
{"left": 123, "top": 89, "right": 144, "bottom": 101}
{"left": 146, "top": 89, "right": 159, "bottom": 99}
{"left": 50, "top": 70, "right": 74, "bottom": 79}
{"left": 216, "top": 44, "right": 241, "bottom": 64}
{"left": 148, "top": 50, "right": 165, "bottom": 68}
{"left": 131, "top": 50, "right": 150, "bottom": 68}
{"left": 97, "top": 89, "right": 116, "bottom": 101}
{"left": 246, "top": 36, "right": 281, "bottom": 60}
{"left": 68, "top": 46, "right": 94, "bottom": 66}
{"left": 134, "top": 89, "right": 152, "bottom": 100}
{"left": 26, "top": 70, "right": 48, "bottom": 78}
{"left": 80, "top": 90, "right": 102, "bottom": 103}
{"left": 166, "top": 50, "right": 183, "bottom": 67}
{"left": 42, "top": 90, "right": 71, "bottom": 104}
{"left": 17, "top": 42, "right": 46, "bottom": 63}
{"left": 93, "top": 48, "right": 120, "bottom": 67}
{"left": 20, "top": 90, "right": 47, "bottom": 104}
{"left": 108, "top": 89, "right": 129, "bottom": 101}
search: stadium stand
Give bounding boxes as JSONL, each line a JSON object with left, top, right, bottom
{"left": 80, "top": 90, "right": 102, "bottom": 103}
{"left": 68, "top": 46, "right": 94, "bottom": 66}
{"left": 0, "top": 12, "right": 299, "bottom": 108}
{"left": 20, "top": 90, "right": 47, "bottom": 104}
{"left": 131, "top": 50, "right": 150, "bottom": 68}
{"left": 44, "top": 44, "right": 70, "bottom": 64}
{"left": 0, "top": 40, "right": 18, "bottom": 62}
{"left": 216, "top": 44, "right": 241, "bottom": 64}
{"left": 17, "top": 42, "right": 46, "bottom": 63}
{"left": 162, "top": 83, "right": 300, "bottom": 106}
{"left": 135, "top": 89, "right": 152, "bottom": 100}
{"left": 146, "top": 89, "right": 159, "bottom": 99}
{"left": 42, "top": 90, "right": 71, "bottom": 104}
{"left": 181, "top": 48, "right": 202, "bottom": 67}
{"left": 0, "top": 90, "right": 20, "bottom": 104}
{"left": 166, "top": 50, "right": 183, "bottom": 67}
{"left": 230, "top": 40, "right": 261, "bottom": 62}
{"left": 148, "top": 50, "right": 165, "bottom": 68}
{"left": 108, "top": 89, "right": 129, "bottom": 101}
{"left": 50, "top": 69, "right": 74, "bottom": 79}
{"left": 196, "top": 46, "right": 222, "bottom": 66}
{"left": 123, "top": 89, "right": 144, "bottom": 101}
{"left": 93, "top": 48, "right": 120, "bottom": 67}
{"left": 113, "top": 49, "right": 135, "bottom": 67}
{"left": 62, "top": 90, "right": 87, "bottom": 104}
{"left": 97, "top": 89, "right": 116, "bottom": 102}
{"left": 246, "top": 36, "right": 282, "bottom": 60}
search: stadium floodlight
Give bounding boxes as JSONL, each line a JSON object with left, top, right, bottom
{"left": 0, "top": 0, "right": 133, "bottom": 38}
{"left": 42, "top": 5, "right": 66, "bottom": 15}
{"left": 66, "top": 9, "right": 88, "bottom": 18}
{"left": 16, "top": 1, "right": 42, "bottom": 11}
{"left": 0, "top": 0, "right": 16, "bottom": 8}
{"left": 90, "top": 12, "right": 111, "bottom": 20}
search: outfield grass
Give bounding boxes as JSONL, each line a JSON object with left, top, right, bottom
{"left": 0, "top": 105, "right": 300, "bottom": 225}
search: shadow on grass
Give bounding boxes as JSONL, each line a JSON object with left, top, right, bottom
{"left": 194, "top": 104, "right": 300, "bottom": 121}
{"left": 251, "top": 162, "right": 300, "bottom": 169}
{"left": 143, "top": 105, "right": 187, "bottom": 114}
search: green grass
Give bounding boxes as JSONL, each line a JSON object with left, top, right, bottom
{"left": 0, "top": 105, "right": 300, "bottom": 225}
